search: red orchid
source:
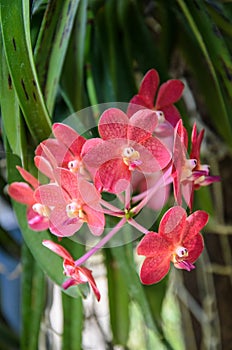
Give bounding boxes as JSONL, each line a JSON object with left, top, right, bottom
{"left": 172, "top": 120, "right": 220, "bottom": 209}
{"left": 34, "top": 168, "right": 105, "bottom": 237}
{"left": 137, "top": 206, "right": 209, "bottom": 284}
{"left": 190, "top": 123, "right": 220, "bottom": 189}
{"left": 8, "top": 166, "right": 49, "bottom": 231}
{"left": 127, "top": 69, "right": 184, "bottom": 127}
{"left": 83, "top": 108, "right": 171, "bottom": 193}
{"left": 35, "top": 123, "right": 86, "bottom": 176}
{"left": 42, "top": 240, "right": 101, "bottom": 301}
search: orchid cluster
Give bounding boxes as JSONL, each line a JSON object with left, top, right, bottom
{"left": 8, "top": 69, "right": 220, "bottom": 301}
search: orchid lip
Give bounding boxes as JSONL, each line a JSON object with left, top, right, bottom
{"left": 66, "top": 202, "right": 86, "bottom": 220}
{"left": 32, "top": 203, "right": 50, "bottom": 217}
{"left": 122, "top": 146, "right": 140, "bottom": 168}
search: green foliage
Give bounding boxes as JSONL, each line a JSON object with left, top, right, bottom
{"left": 0, "top": 0, "right": 231, "bottom": 349}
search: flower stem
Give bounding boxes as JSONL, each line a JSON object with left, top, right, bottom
{"left": 128, "top": 218, "right": 149, "bottom": 234}
{"left": 75, "top": 217, "right": 127, "bottom": 266}
{"left": 131, "top": 169, "right": 172, "bottom": 215}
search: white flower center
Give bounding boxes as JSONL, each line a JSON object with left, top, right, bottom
{"left": 68, "top": 159, "right": 80, "bottom": 173}
{"left": 32, "top": 203, "right": 50, "bottom": 217}
{"left": 66, "top": 201, "right": 86, "bottom": 220}
{"left": 175, "top": 246, "right": 189, "bottom": 258}
{"left": 122, "top": 146, "right": 141, "bottom": 169}
{"left": 181, "top": 159, "right": 197, "bottom": 181}
{"left": 155, "top": 110, "right": 165, "bottom": 123}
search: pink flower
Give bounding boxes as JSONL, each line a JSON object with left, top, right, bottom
{"left": 34, "top": 168, "right": 105, "bottom": 237}
{"left": 190, "top": 123, "right": 220, "bottom": 189}
{"left": 137, "top": 206, "right": 209, "bottom": 284}
{"left": 83, "top": 108, "right": 171, "bottom": 193}
{"left": 172, "top": 120, "right": 220, "bottom": 209}
{"left": 42, "top": 240, "right": 101, "bottom": 301}
{"left": 35, "top": 123, "right": 86, "bottom": 176}
{"left": 127, "top": 69, "right": 184, "bottom": 127}
{"left": 8, "top": 166, "right": 49, "bottom": 231}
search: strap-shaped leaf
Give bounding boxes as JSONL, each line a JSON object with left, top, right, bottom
{"left": 35, "top": 0, "right": 80, "bottom": 114}
{"left": 21, "top": 243, "right": 46, "bottom": 350}
{"left": 62, "top": 293, "right": 83, "bottom": 350}
{"left": 176, "top": 0, "right": 232, "bottom": 147}
{"left": 61, "top": 0, "right": 88, "bottom": 112}
{"left": 105, "top": 249, "right": 130, "bottom": 346}
{"left": 0, "top": 0, "right": 51, "bottom": 143}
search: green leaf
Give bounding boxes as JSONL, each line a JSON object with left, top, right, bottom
{"left": 35, "top": 0, "right": 80, "bottom": 114}
{"left": 105, "top": 249, "right": 130, "bottom": 346}
{"left": 0, "top": 0, "right": 52, "bottom": 143}
{"left": 21, "top": 243, "right": 46, "bottom": 350}
{"left": 62, "top": 293, "right": 83, "bottom": 350}
{"left": 61, "top": 0, "right": 88, "bottom": 112}
{"left": 176, "top": 0, "right": 232, "bottom": 147}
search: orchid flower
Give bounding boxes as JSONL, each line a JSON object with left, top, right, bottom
{"left": 172, "top": 120, "right": 220, "bottom": 209}
{"left": 34, "top": 168, "right": 105, "bottom": 237}
{"left": 8, "top": 166, "right": 49, "bottom": 231}
{"left": 42, "top": 240, "right": 101, "bottom": 301}
{"left": 35, "top": 123, "right": 87, "bottom": 176}
{"left": 83, "top": 108, "right": 171, "bottom": 193}
{"left": 127, "top": 69, "right": 184, "bottom": 128}
{"left": 137, "top": 206, "right": 209, "bottom": 284}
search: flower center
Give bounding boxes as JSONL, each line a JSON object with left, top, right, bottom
{"left": 32, "top": 203, "right": 50, "bottom": 217}
{"left": 68, "top": 159, "right": 81, "bottom": 173}
{"left": 122, "top": 146, "right": 141, "bottom": 170}
{"left": 172, "top": 245, "right": 189, "bottom": 263}
{"left": 181, "top": 159, "right": 197, "bottom": 182}
{"left": 155, "top": 110, "right": 165, "bottom": 123}
{"left": 66, "top": 201, "right": 86, "bottom": 220}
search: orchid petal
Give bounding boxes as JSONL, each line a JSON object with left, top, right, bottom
{"left": 159, "top": 206, "right": 186, "bottom": 244}
{"left": 52, "top": 123, "right": 86, "bottom": 155}
{"left": 27, "top": 207, "right": 49, "bottom": 231}
{"left": 140, "top": 256, "right": 170, "bottom": 284}
{"left": 78, "top": 266, "right": 101, "bottom": 301}
{"left": 98, "top": 158, "right": 130, "bottom": 193}
{"left": 138, "top": 69, "right": 159, "bottom": 106}
{"left": 183, "top": 210, "right": 209, "bottom": 242}
{"left": 8, "top": 182, "right": 35, "bottom": 205}
{"left": 16, "top": 166, "right": 39, "bottom": 189}
{"left": 127, "top": 95, "right": 149, "bottom": 118}
{"left": 137, "top": 232, "right": 170, "bottom": 257}
{"left": 54, "top": 168, "right": 80, "bottom": 200}
{"left": 42, "top": 240, "right": 74, "bottom": 261}
{"left": 34, "top": 183, "right": 68, "bottom": 206}
{"left": 156, "top": 79, "right": 184, "bottom": 107}
{"left": 141, "top": 136, "right": 171, "bottom": 170}
{"left": 98, "top": 108, "right": 128, "bottom": 140}
{"left": 49, "top": 205, "right": 83, "bottom": 237}
{"left": 128, "top": 109, "right": 158, "bottom": 142}
{"left": 84, "top": 205, "right": 105, "bottom": 236}
{"left": 34, "top": 156, "right": 55, "bottom": 180}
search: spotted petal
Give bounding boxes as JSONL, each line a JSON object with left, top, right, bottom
{"left": 98, "top": 108, "right": 128, "bottom": 140}
{"left": 159, "top": 206, "right": 187, "bottom": 244}
{"left": 139, "top": 256, "right": 170, "bottom": 284}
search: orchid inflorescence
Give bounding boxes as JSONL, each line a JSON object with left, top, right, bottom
{"left": 8, "top": 69, "right": 220, "bottom": 301}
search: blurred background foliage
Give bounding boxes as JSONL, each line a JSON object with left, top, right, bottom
{"left": 0, "top": 0, "right": 232, "bottom": 349}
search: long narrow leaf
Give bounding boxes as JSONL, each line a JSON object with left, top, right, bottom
{"left": 62, "top": 293, "right": 83, "bottom": 350}
{"left": 21, "top": 242, "right": 45, "bottom": 350}
{"left": 105, "top": 249, "right": 130, "bottom": 346}
{"left": 176, "top": 0, "right": 232, "bottom": 147}
{"left": 0, "top": 0, "right": 51, "bottom": 143}
{"left": 35, "top": 0, "right": 80, "bottom": 114}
